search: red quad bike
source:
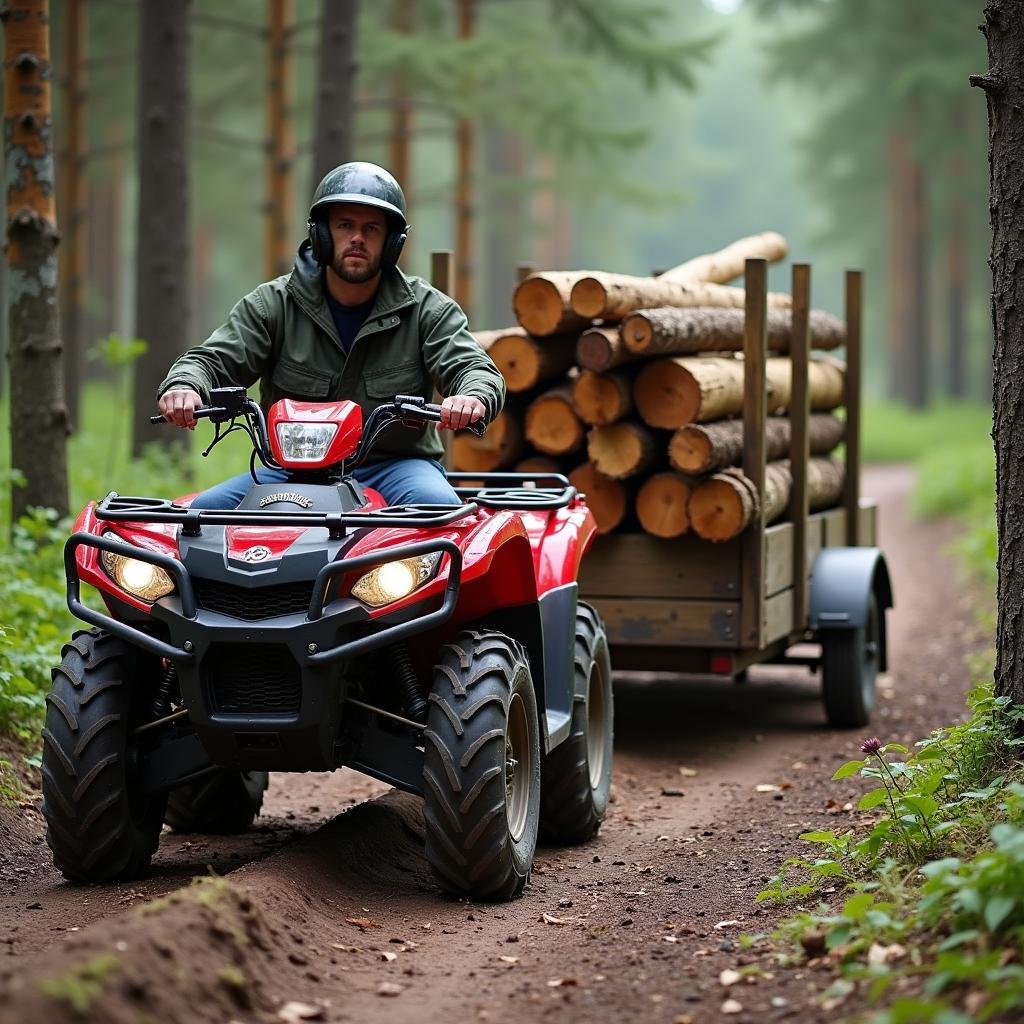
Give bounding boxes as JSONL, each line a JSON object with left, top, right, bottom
{"left": 43, "top": 387, "right": 613, "bottom": 900}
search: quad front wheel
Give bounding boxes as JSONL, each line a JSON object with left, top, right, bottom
{"left": 423, "top": 630, "right": 540, "bottom": 901}
{"left": 42, "top": 629, "right": 167, "bottom": 882}
{"left": 539, "top": 602, "right": 613, "bottom": 843}
{"left": 165, "top": 770, "right": 269, "bottom": 833}
{"left": 821, "top": 593, "right": 880, "bottom": 728}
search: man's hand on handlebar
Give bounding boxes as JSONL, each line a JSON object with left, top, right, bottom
{"left": 439, "top": 394, "right": 486, "bottom": 431}
{"left": 158, "top": 387, "right": 204, "bottom": 429}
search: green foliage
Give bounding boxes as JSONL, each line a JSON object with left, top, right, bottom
{"left": 0, "top": 758, "right": 21, "bottom": 806}
{"left": 861, "top": 402, "right": 991, "bottom": 465}
{"left": 38, "top": 953, "right": 121, "bottom": 1015}
{"left": 756, "top": 683, "right": 1024, "bottom": 1019}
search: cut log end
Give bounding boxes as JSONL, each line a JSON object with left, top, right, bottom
{"left": 668, "top": 426, "right": 713, "bottom": 474}
{"left": 636, "top": 472, "right": 692, "bottom": 539}
{"left": 525, "top": 394, "right": 584, "bottom": 456}
{"left": 688, "top": 474, "right": 757, "bottom": 542}
{"left": 621, "top": 313, "right": 653, "bottom": 353}
{"left": 569, "top": 462, "right": 627, "bottom": 534}
{"left": 569, "top": 277, "right": 607, "bottom": 319}
{"left": 513, "top": 277, "right": 570, "bottom": 336}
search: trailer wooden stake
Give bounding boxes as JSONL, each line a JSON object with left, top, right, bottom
{"left": 844, "top": 270, "right": 863, "bottom": 546}
{"left": 790, "top": 263, "right": 811, "bottom": 632}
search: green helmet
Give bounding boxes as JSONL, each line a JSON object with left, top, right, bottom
{"left": 307, "top": 162, "right": 409, "bottom": 269}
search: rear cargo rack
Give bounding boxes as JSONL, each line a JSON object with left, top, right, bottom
{"left": 447, "top": 472, "right": 577, "bottom": 510}
{"left": 95, "top": 492, "right": 478, "bottom": 539}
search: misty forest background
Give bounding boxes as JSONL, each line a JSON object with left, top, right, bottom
{"left": 0, "top": 0, "right": 991, "bottom": 427}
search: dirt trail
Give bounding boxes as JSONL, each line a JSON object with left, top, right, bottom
{"left": 0, "top": 464, "right": 990, "bottom": 1023}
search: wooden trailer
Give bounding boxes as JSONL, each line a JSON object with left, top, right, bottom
{"left": 576, "top": 260, "right": 892, "bottom": 728}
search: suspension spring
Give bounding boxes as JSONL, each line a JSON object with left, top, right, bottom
{"left": 388, "top": 642, "right": 427, "bottom": 723}
{"left": 152, "top": 663, "right": 178, "bottom": 719}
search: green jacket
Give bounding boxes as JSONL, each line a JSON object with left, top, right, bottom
{"left": 158, "top": 241, "right": 505, "bottom": 464}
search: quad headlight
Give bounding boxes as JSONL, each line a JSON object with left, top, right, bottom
{"left": 275, "top": 421, "right": 338, "bottom": 461}
{"left": 350, "top": 552, "right": 443, "bottom": 608}
{"left": 100, "top": 548, "right": 175, "bottom": 602}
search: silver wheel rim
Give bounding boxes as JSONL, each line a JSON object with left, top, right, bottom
{"left": 586, "top": 661, "right": 609, "bottom": 790}
{"left": 505, "top": 692, "right": 532, "bottom": 842}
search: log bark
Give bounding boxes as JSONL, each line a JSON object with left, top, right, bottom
{"left": 569, "top": 462, "right": 629, "bottom": 534}
{"left": 669, "top": 413, "right": 845, "bottom": 474}
{"left": 571, "top": 369, "right": 633, "bottom": 425}
{"left": 636, "top": 471, "right": 693, "bottom": 538}
{"left": 658, "top": 231, "right": 788, "bottom": 284}
{"left": 688, "top": 458, "right": 844, "bottom": 542}
{"left": 524, "top": 385, "right": 585, "bottom": 455}
{"left": 569, "top": 272, "right": 792, "bottom": 322}
{"left": 450, "top": 406, "right": 523, "bottom": 471}
{"left": 586, "top": 421, "right": 659, "bottom": 480}
{"left": 634, "top": 355, "right": 846, "bottom": 429}
{"left": 478, "top": 328, "right": 578, "bottom": 392}
{"left": 513, "top": 271, "right": 594, "bottom": 336}
{"left": 621, "top": 306, "right": 846, "bottom": 356}
{"left": 576, "top": 325, "right": 639, "bottom": 372}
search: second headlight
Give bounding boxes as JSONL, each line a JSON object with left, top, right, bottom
{"left": 350, "top": 552, "right": 443, "bottom": 608}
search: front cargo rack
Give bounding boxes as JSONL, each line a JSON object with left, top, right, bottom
{"left": 95, "top": 492, "right": 479, "bottom": 539}
{"left": 447, "top": 472, "right": 577, "bottom": 511}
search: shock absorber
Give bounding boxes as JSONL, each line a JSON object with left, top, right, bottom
{"left": 152, "top": 663, "right": 179, "bottom": 719}
{"left": 388, "top": 642, "right": 428, "bottom": 722}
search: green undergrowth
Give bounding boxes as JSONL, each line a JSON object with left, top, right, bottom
{"left": 0, "top": 380, "right": 242, "bottom": 742}
{"left": 757, "top": 684, "right": 1024, "bottom": 1022}
{"left": 862, "top": 401, "right": 990, "bottom": 466}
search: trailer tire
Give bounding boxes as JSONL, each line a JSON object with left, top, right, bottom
{"left": 539, "top": 603, "right": 614, "bottom": 843}
{"left": 424, "top": 630, "right": 540, "bottom": 901}
{"left": 821, "top": 593, "right": 880, "bottom": 728}
{"left": 165, "top": 770, "right": 268, "bottom": 834}
{"left": 41, "top": 629, "right": 167, "bottom": 882}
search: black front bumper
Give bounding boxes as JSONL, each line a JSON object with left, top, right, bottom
{"left": 66, "top": 532, "right": 462, "bottom": 770}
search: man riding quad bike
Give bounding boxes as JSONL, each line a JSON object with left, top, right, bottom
{"left": 42, "top": 389, "right": 614, "bottom": 900}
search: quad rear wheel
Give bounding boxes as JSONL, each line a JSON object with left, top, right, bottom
{"left": 423, "top": 630, "right": 540, "bottom": 901}
{"left": 41, "top": 629, "right": 167, "bottom": 882}
{"left": 165, "top": 770, "right": 268, "bottom": 833}
{"left": 539, "top": 602, "right": 614, "bottom": 843}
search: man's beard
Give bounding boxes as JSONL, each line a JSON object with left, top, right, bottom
{"left": 332, "top": 249, "right": 382, "bottom": 283}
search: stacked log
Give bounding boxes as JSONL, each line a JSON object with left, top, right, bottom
{"left": 452, "top": 232, "right": 850, "bottom": 539}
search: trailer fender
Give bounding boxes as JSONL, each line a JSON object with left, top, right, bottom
{"left": 809, "top": 547, "right": 893, "bottom": 671}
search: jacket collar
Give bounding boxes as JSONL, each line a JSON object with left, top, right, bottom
{"left": 286, "top": 240, "right": 418, "bottom": 322}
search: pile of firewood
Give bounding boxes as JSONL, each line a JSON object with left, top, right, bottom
{"left": 455, "top": 233, "right": 848, "bottom": 542}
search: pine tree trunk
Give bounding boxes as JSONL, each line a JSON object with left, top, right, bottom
{"left": 311, "top": 0, "right": 358, "bottom": 188}
{"left": 266, "top": 0, "right": 293, "bottom": 280}
{"left": 906, "top": 140, "right": 930, "bottom": 409}
{"left": 4, "top": 0, "right": 69, "bottom": 519}
{"left": 132, "top": 0, "right": 191, "bottom": 456}
{"left": 976, "top": 0, "right": 1024, "bottom": 707}
{"left": 946, "top": 134, "right": 968, "bottom": 399}
{"left": 887, "top": 131, "right": 913, "bottom": 402}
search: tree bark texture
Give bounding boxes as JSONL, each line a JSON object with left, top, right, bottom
{"left": 132, "top": 0, "right": 191, "bottom": 457}
{"left": 311, "top": 0, "right": 358, "bottom": 189}
{"left": 978, "top": 0, "right": 1024, "bottom": 707}
{"left": 621, "top": 306, "right": 845, "bottom": 357}
{"left": 634, "top": 355, "right": 845, "bottom": 429}
{"left": 569, "top": 272, "right": 792, "bottom": 322}
{"left": 265, "top": 0, "right": 293, "bottom": 280}
{"left": 4, "top": 0, "right": 69, "bottom": 519}
{"left": 669, "top": 413, "right": 844, "bottom": 475}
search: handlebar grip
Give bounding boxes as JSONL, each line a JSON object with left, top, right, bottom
{"left": 150, "top": 405, "right": 222, "bottom": 425}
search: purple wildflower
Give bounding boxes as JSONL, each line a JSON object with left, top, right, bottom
{"left": 860, "top": 737, "right": 883, "bottom": 754}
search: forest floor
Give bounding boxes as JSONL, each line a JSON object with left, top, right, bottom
{"left": 0, "top": 464, "right": 990, "bottom": 1024}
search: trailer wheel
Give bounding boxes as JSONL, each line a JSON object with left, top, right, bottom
{"left": 539, "top": 603, "right": 614, "bottom": 843}
{"left": 423, "top": 630, "right": 540, "bottom": 901}
{"left": 165, "top": 770, "right": 269, "bottom": 833}
{"left": 41, "top": 629, "right": 167, "bottom": 882}
{"left": 821, "top": 593, "right": 880, "bottom": 728}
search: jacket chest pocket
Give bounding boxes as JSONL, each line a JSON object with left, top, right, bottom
{"left": 271, "top": 356, "right": 333, "bottom": 399}
{"left": 363, "top": 359, "right": 424, "bottom": 400}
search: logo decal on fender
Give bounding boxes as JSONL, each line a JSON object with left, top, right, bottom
{"left": 259, "top": 491, "right": 313, "bottom": 509}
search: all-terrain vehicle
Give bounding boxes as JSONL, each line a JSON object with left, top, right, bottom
{"left": 43, "top": 388, "right": 613, "bottom": 900}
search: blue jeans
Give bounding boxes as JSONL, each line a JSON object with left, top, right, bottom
{"left": 189, "top": 457, "right": 460, "bottom": 509}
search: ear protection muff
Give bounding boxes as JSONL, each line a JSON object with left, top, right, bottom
{"left": 307, "top": 212, "right": 410, "bottom": 271}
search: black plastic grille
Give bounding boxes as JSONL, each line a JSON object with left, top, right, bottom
{"left": 205, "top": 644, "right": 302, "bottom": 715}
{"left": 193, "top": 578, "right": 315, "bottom": 621}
